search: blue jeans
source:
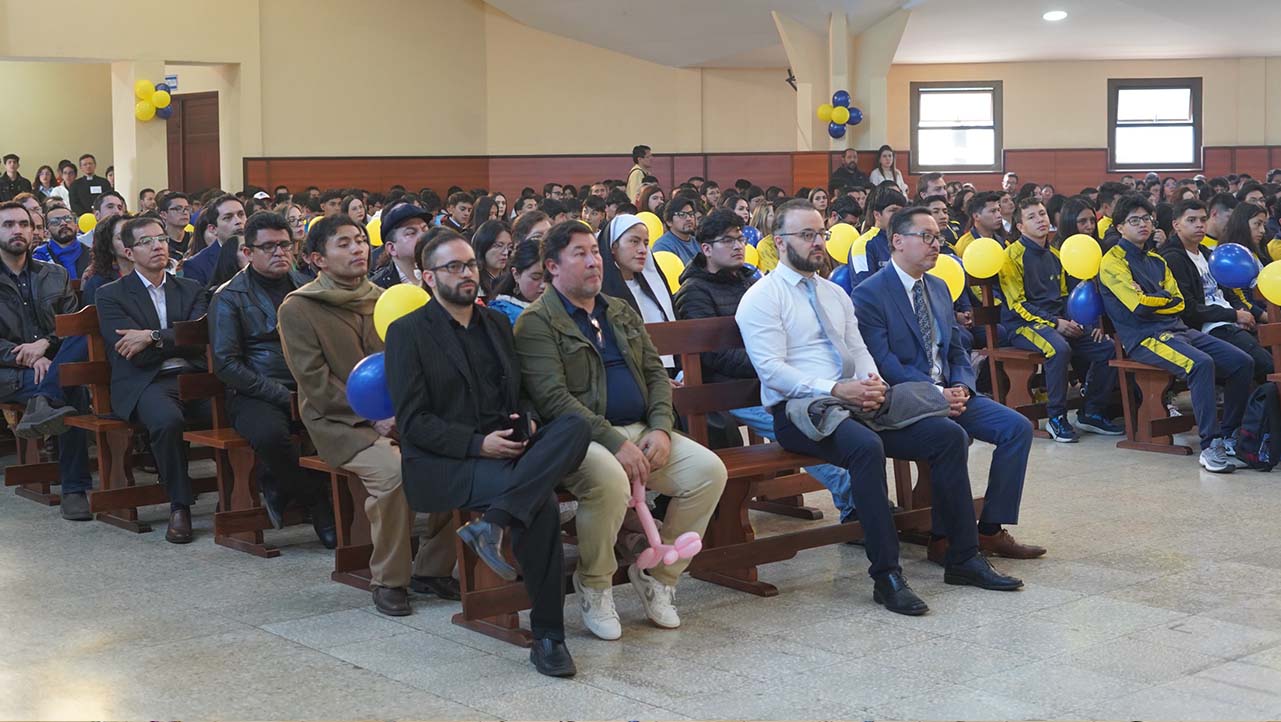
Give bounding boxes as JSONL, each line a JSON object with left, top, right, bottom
{"left": 730, "top": 405, "right": 856, "bottom": 522}
{"left": 33, "top": 334, "right": 87, "bottom": 406}
{"left": 0, "top": 364, "right": 91, "bottom": 493}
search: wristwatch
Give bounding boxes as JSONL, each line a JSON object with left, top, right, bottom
{"left": 150, "top": 330, "right": 162, "bottom": 346}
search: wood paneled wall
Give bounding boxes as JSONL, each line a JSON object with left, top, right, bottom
{"left": 245, "top": 146, "right": 1281, "bottom": 202}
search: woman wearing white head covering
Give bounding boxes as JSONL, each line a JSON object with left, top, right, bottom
{"left": 600, "top": 214, "right": 678, "bottom": 372}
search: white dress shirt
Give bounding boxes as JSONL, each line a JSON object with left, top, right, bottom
{"left": 136, "top": 270, "right": 189, "bottom": 371}
{"left": 736, "top": 261, "right": 878, "bottom": 410}
{"left": 890, "top": 259, "right": 944, "bottom": 383}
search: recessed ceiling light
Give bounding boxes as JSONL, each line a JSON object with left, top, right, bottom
{"left": 1043, "top": 10, "right": 1068, "bottom": 21}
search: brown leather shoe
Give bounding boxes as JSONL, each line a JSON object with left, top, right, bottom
{"left": 372, "top": 586, "right": 412, "bottom": 616}
{"left": 165, "top": 507, "right": 193, "bottom": 544}
{"left": 926, "top": 537, "right": 948, "bottom": 566}
{"left": 980, "top": 529, "right": 1046, "bottom": 559}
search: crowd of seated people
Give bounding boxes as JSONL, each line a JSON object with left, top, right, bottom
{"left": 4, "top": 142, "right": 1281, "bottom": 676}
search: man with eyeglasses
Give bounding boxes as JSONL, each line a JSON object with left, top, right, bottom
{"left": 1099, "top": 195, "right": 1254, "bottom": 474}
{"left": 278, "top": 215, "right": 457, "bottom": 617}
{"left": 738, "top": 200, "right": 1025, "bottom": 617}
{"left": 181, "top": 194, "right": 246, "bottom": 286}
{"left": 675, "top": 210, "right": 857, "bottom": 524}
{"left": 95, "top": 217, "right": 212, "bottom": 543}
{"left": 651, "top": 195, "right": 702, "bottom": 265}
{"left": 209, "top": 211, "right": 336, "bottom": 548}
{"left": 32, "top": 205, "right": 91, "bottom": 280}
{"left": 515, "top": 221, "right": 727, "bottom": 640}
{"left": 370, "top": 203, "right": 431, "bottom": 288}
{"left": 157, "top": 192, "right": 193, "bottom": 257}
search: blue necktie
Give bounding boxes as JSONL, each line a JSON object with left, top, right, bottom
{"left": 802, "top": 277, "right": 853, "bottom": 377}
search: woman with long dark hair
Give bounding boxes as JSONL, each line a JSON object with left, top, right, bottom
{"left": 471, "top": 219, "right": 513, "bottom": 298}
{"left": 952, "top": 187, "right": 976, "bottom": 231}
{"left": 32, "top": 165, "right": 56, "bottom": 198}
{"left": 1222, "top": 201, "right": 1269, "bottom": 262}
{"left": 342, "top": 194, "right": 366, "bottom": 225}
{"left": 472, "top": 196, "right": 499, "bottom": 227}
{"left": 487, "top": 239, "right": 545, "bottom": 325}
{"left": 208, "top": 236, "right": 251, "bottom": 288}
{"left": 868, "top": 145, "right": 907, "bottom": 193}
{"left": 1053, "top": 197, "right": 1098, "bottom": 249}
{"left": 81, "top": 215, "right": 130, "bottom": 304}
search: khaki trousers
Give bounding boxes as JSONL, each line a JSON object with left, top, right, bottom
{"left": 562, "top": 423, "right": 727, "bottom": 588}
{"left": 343, "top": 437, "right": 457, "bottom": 589}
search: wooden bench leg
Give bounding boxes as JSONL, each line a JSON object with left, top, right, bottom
{"left": 451, "top": 511, "right": 533, "bottom": 647}
{"left": 90, "top": 427, "right": 150, "bottom": 533}
{"left": 1003, "top": 363, "right": 1050, "bottom": 439}
{"left": 331, "top": 471, "right": 375, "bottom": 590}
{"left": 2, "top": 410, "right": 61, "bottom": 505}
{"left": 691, "top": 474, "right": 778, "bottom": 597}
{"left": 1117, "top": 371, "right": 1194, "bottom": 455}
{"left": 748, "top": 493, "right": 824, "bottom": 520}
{"left": 213, "top": 447, "right": 283, "bottom": 558}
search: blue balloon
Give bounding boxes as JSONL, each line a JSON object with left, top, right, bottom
{"left": 346, "top": 352, "right": 394, "bottom": 421}
{"left": 830, "top": 265, "right": 853, "bottom": 294}
{"left": 154, "top": 82, "right": 171, "bottom": 93}
{"left": 742, "top": 226, "right": 762, "bottom": 247}
{"left": 828, "top": 122, "right": 847, "bottom": 139}
{"left": 155, "top": 105, "right": 173, "bottom": 120}
{"left": 847, "top": 107, "right": 863, "bottom": 125}
{"left": 832, "top": 89, "right": 851, "bottom": 107}
{"left": 1066, "top": 280, "right": 1103, "bottom": 325}
{"left": 743, "top": 263, "right": 762, "bottom": 281}
{"left": 1209, "top": 242, "right": 1261, "bottom": 288}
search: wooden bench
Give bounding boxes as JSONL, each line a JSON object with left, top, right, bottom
{"left": 1103, "top": 317, "right": 1195, "bottom": 455}
{"left": 300, "top": 455, "right": 375, "bottom": 589}
{"left": 0, "top": 402, "right": 60, "bottom": 505}
{"left": 53, "top": 306, "right": 217, "bottom": 532}
{"left": 1259, "top": 301, "right": 1281, "bottom": 385}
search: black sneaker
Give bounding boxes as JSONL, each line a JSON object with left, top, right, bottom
{"left": 1075, "top": 412, "right": 1124, "bottom": 436}
{"left": 15, "top": 396, "right": 76, "bottom": 439}
{"left": 1046, "top": 415, "right": 1079, "bottom": 443}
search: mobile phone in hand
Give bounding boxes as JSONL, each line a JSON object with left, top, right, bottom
{"left": 509, "top": 412, "right": 531, "bottom": 442}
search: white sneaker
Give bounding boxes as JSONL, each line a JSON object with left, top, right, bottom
{"left": 1223, "top": 437, "right": 1250, "bottom": 469}
{"left": 1199, "top": 438, "right": 1236, "bottom": 474}
{"left": 572, "top": 571, "right": 621, "bottom": 640}
{"left": 627, "top": 563, "right": 681, "bottom": 629}
{"left": 1166, "top": 403, "right": 1183, "bottom": 417}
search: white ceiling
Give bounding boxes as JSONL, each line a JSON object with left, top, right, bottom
{"left": 485, "top": 0, "right": 1281, "bottom": 68}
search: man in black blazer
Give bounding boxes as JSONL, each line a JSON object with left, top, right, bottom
{"left": 385, "top": 232, "right": 589, "bottom": 678}
{"left": 96, "top": 217, "right": 211, "bottom": 543}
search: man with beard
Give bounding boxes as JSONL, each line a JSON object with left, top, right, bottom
{"left": 384, "top": 231, "right": 589, "bottom": 677}
{"left": 651, "top": 195, "right": 701, "bottom": 265}
{"left": 181, "top": 194, "right": 246, "bottom": 285}
{"left": 278, "top": 215, "right": 457, "bottom": 617}
{"left": 829, "top": 148, "right": 869, "bottom": 191}
{"left": 32, "top": 205, "right": 90, "bottom": 279}
{"left": 738, "top": 200, "right": 1024, "bottom": 616}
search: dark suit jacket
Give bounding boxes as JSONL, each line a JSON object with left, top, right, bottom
{"left": 95, "top": 271, "right": 209, "bottom": 420}
{"left": 384, "top": 300, "right": 527, "bottom": 514}
{"left": 851, "top": 263, "right": 976, "bottom": 391}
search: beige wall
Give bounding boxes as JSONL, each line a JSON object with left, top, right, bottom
{"left": 887, "top": 57, "right": 1281, "bottom": 151}
{"left": 0, "top": 61, "right": 114, "bottom": 175}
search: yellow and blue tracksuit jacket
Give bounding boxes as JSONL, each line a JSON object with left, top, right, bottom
{"left": 1098, "top": 238, "right": 1187, "bottom": 354}
{"left": 998, "top": 236, "right": 1067, "bottom": 337}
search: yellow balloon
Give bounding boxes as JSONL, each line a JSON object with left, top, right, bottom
{"left": 652, "top": 251, "right": 685, "bottom": 294}
{"left": 1259, "top": 261, "right": 1281, "bottom": 306}
{"left": 636, "top": 211, "right": 665, "bottom": 247}
{"left": 831, "top": 106, "right": 850, "bottom": 125}
{"left": 817, "top": 103, "right": 834, "bottom": 123}
{"left": 77, "top": 213, "right": 97, "bottom": 233}
{"left": 1061, "top": 233, "right": 1103, "bottom": 279}
{"left": 307, "top": 216, "right": 323, "bottom": 231}
{"left": 184, "top": 223, "right": 194, "bottom": 233}
{"left": 134, "top": 79, "right": 154, "bottom": 100}
{"left": 743, "top": 243, "right": 760, "bottom": 268}
{"left": 151, "top": 90, "right": 171, "bottom": 109}
{"left": 826, "top": 223, "right": 858, "bottom": 263}
{"left": 367, "top": 217, "right": 382, "bottom": 247}
{"left": 374, "top": 283, "right": 430, "bottom": 340}
{"left": 135, "top": 100, "right": 156, "bottom": 122}
{"left": 962, "top": 237, "right": 1006, "bottom": 278}
{"left": 927, "top": 254, "right": 964, "bottom": 302}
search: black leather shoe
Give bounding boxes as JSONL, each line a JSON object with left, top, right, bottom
{"left": 165, "top": 507, "right": 193, "bottom": 544}
{"left": 872, "top": 572, "right": 929, "bottom": 616}
{"left": 410, "top": 575, "right": 462, "bottom": 601}
{"left": 310, "top": 498, "right": 337, "bottom": 549}
{"left": 530, "top": 638, "right": 577, "bottom": 678}
{"left": 944, "top": 554, "right": 1024, "bottom": 591}
{"left": 457, "top": 520, "right": 518, "bottom": 581}
{"left": 259, "top": 486, "right": 289, "bottom": 531}
{"left": 372, "top": 586, "right": 412, "bottom": 616}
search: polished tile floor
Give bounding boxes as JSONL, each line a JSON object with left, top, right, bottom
{"left": 3, "top": 429, "right": 1281, "bottom": 720}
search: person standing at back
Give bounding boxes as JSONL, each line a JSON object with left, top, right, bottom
{"left": 626, "top": 145, "right": 652, "bottom": 204}
{"left": 69, "top": 154, "right": 112, "bottom": 216}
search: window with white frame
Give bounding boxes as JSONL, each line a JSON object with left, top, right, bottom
{"left": 910, "top": 81, "right": 1003, "bottom": 173}
{"left": 1108, "top": 78, "right": 1202, "bottom": 171}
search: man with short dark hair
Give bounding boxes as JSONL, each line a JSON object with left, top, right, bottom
{"left": 68, "top": 154, "right": 112, "bottom": 216}
{"left": 210, "top": 211, "right": 336, "bottom": 547}
{"left": 626, "top": 145, "right": 652, "bottom": 203}
{"left": 1099, "top": 195, "right": 1253, "bottom": 473}
{"left": 916, "top": 172, "right": 946, "bottom": 202}
{"left": 1203, "top": 192, "right": 1239, "bottom": 249}
{"left": 515, "top": 221, "right": 727, "bottom": 640}
{"left": 539, "top": 198, "right": 567, "bottom": 225}
{"left": 138, "top": 187, "right": 157, "bottom": 213}
{"left": 181, "top": 195, "right": 246, "bottom": 285}
{"left": 318, "top": 189, "right": 343, "bottom": 218}
{"left": 158, "top": 192, "right": 193, "bottom": 257}
{"left": 31, "top": 205, "right": 90, "bottom": 280}
{"left": 1002, "top": 172, "right": 1019, "bottom": 194}
{"left": 700, "top": 180, "right": 721, "bottom": 211}
{"left": 848, "top": 188, "right": 908, "bottom": 287}
{"left": 370, "top": 203, "right": 431, "bottom": 288}
{"left": 829, "top": 148, "right": 869, "bottom": 191}
{"left": 0, "top": 154, "right": 32, "bottom": 202}
{"left": 95, "top": 216, "right": 212, "bottom": 542}
{"left": 581, "top": 196, "right": 606, "bottom": 232}
{"left": 651, "top": 195, "right": 701, "bottom": 264}
{"left": 440, "top": 192, "right": 474, "bottom": 233}
{"left": 1236, "top": 182, "right": 1266, "bottom": 209}
{"left": 543, "top": 183, "right": 564, "bottom": 201}
{"left": 278, "top": 215, "right": 457, "bottom": 616}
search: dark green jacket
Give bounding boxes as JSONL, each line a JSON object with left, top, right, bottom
{"left": 514, "top": 289, "right": 673, "bottom": 453}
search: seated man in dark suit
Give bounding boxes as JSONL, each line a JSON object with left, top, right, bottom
{"left": 96, "top": 216, "right": 211, "bottom": 543}
{"left": 852, "top": 206, "right": 1046, "bottom": 564}
{"left": 210, "top": 211, "right": 335, "bottom": 547}
{"left": 385, "top": 231, "right": 590, "bottom": 677}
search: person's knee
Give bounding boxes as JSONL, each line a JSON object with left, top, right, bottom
{"left": 572, "top": 452, "right": 630, "bottom": 512}
{"left": 553, "top": 414, "right": 592, "bottom": 450}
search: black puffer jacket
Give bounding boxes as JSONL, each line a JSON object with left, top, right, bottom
{"left": 209, "top": 267, "right": 312, "bottom": 408}
{"left": 672, "top": 253, "right": 758, "bottom": 382}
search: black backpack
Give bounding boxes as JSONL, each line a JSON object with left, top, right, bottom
{"left": 1234, "top": 382, "right": 1281, "bottom": 471}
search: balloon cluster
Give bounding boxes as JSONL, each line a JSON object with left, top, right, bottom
{"left": 816, "top": 89, "right": 864, "bottom": 139}
{"left": 346, "top": 285, "right": 431, "bottom": 421}
{"left": 133, "top": 80, "right": 174, "bottom": 122}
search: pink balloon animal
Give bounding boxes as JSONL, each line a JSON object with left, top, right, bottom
{"left": 629, "top": 478, "right": 702, "bottom": 570}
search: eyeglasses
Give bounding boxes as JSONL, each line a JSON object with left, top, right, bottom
{"left": 46, "top": 216, "right": 76, "bottom": 226}
{"left": 163, "top": 205, "right": 191, "bottom": 214}
{"left": 672, "top": 210, "right": 699, "bottom": 220}
{"left": 777, "top": 229, "right": 831, "bottom": 244}
{"left": 251, "top": 241, "right": 293, "bottom": 254}
{"left": 711, "top": 234, "right": 746, "bottom": 247}
{"left": 899, "top": 231, "right": 943, "bottom": 246}
{"left": 1124, "top": 215, "right": 1154, "bottom": 227}
{"left": 131, "top": 235, "right": 169, "bottom": 249}
{"left": 430, "top": 259, "right": 479, "bottom": 275}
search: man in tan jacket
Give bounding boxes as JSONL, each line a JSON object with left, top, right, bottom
{"left": 278, "top": 214, "right": 456, "bottom": 616}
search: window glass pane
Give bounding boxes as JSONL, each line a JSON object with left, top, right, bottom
{"left": 919, "top": 91, "right": 994, "bottom": 127}
{"left": 1116, "top": 87, "right": 1192, "bottom": 123}
{"left": 1114, "top": 125, "right": 1195, "bottom": 165}
{"left": 917, "top": 128, "right": 996, "bottom": 167}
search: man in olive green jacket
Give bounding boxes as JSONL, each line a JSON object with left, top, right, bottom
{"left": 515, "top": 221, "right": 726, "bottom": 641}
{"left": 278, "top": 215, "right": 456, "bottom": 617}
